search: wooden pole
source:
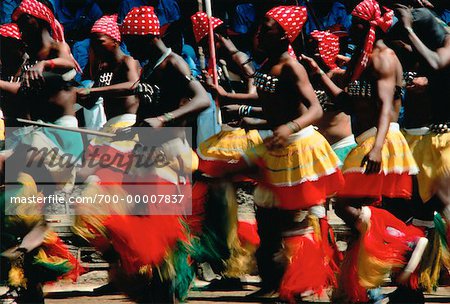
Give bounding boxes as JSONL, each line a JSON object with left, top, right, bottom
{"left": 204, "top": 0, "right": 222, "bottom": 124}
{"left": 17, "top": 118, "right": 116, "bottom": 138}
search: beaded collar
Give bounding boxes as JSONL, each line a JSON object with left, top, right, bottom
{"left": 315, "top": 90, "right": 335, "bottom": 112}
{"left": 253, "top": 71, "right": 279, "bottom": 93}
{"left": 346, "top": 80, "right": 373, "bottom": 98}
{"left": 346, "top": 80, "right": 403, "bottom": 100}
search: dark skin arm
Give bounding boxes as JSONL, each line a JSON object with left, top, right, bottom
{"left": 23, "top": 42, "right": 78, "bottom": 87}
{"left": 300, "top": 54, "right": 344, "bottom": 97}
{"left": 213, "top": 86, "right": 259, "bottom": 105}
{"left": 0, "top": 80, "right": 20, "bottom": 95}
{"left": 239, "top": 117, "right": 270, "bottom": 130}
{"left": 203, "top": 37, "right": 258, "bottom": 105}
{"left": 361, "top": 50, "right": 398, "bottom": 174}
{"left": 397, "top": 5, "right": 450, "bottom": 70}
{"left": 144, "top": 57, "right": 210, "bottom": 128}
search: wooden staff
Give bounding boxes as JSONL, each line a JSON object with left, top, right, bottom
{"left": 17, "top": 118, "right": 116, "bottom": 138}
{"left": 204, "top": 0, "right": 222, "bottom": 124}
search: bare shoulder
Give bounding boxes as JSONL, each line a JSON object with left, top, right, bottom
{"left": 123, "top": 55, "right": 140, "bottom": 69}
{"left": 371, "top": 46, "right": 397, "bottom": 77}
{"left": 52, "top": 41, "right": 72, "bottom": 58}
{"left": 282, "top": 56, "right": 307, "bottom": 79}
{"left": 166, "top": 52, "right": 192, "bottom": 76}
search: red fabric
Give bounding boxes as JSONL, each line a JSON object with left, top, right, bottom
{"left": 86, "top": 144, "right": 134, "bottom": 176}
{"left": 266, "top": 6, "right": 307, "bottom": 43}
{"left": 186, "top": 181, "right": 208, "bottom": 236}
{"left": 12, "top": 0, "right": 64, "bottom": 42}
{"left": 237, "top": 221, "right": 260, "bottom": 247}
{"left": 191, "top": 12, "right": 223, "bottom": 43}
{"left": 197, "top": 158, "right": 252, "bottom": 182}
{"left": 363, "top": 207, "right": 422, "bottom": 265}
{"left": 104, "top": 214, "right": 186, "bottom": 274}
{"left": 121, "top": 6, "right": 160, "bottom": 36}
{"left": 337, "top": 241, "right": 369, "bottom": 302}
{"left": 0, "top": 23, "right": 21, "bottom": 40}
{"left": 339, "top": 172, "right": 413, "bottom": 200}
{"left": 320, "top": 218, "right": 343, "bottom": 276}
{"left": 350, "top": 0, "right": 393, "bottom": 80}
{"left": 311, "top": 30, "right": 340, "bottom": 70}
{"left": 337, "top": 207, "right": 424, "bottom": 302}
{"left": 91, "top": 14, "right": 121, "bottom": 42}
{"left": 256, "top": 168, "right": 345, "bottom": 210}
{"left": 279, "top": 233, "right": 333, "bottom": 303}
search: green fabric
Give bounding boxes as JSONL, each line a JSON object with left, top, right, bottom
{"left": 435, "top": 213, "right": 447, "bottom": 247}
{"left": 171, "top": 241, "right": 195, "bottom": 302}
{"left": 189, "top": 183, "right": 232, "bottom": 268}
{"left": 41, "top": 126, "right": 83, "bottom": 161}
{"left": 334, "top": 143, "right": 357, "bottom": 165}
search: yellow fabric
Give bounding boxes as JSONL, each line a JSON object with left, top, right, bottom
{"left": 89, "top": 114, "right": 138, "bottom": 153}
{"left": 0, "top": 118, "right": 5, "bottom": 140}
{"left": 404, "top": 132, "right": 450, "bottom": 202}
{"left": 418, "top": 228, "right": 441, "bottom": 293}
{"left": 8, "top": 266, "right": 26, "bottom": 288}
{"left": 72, "top": 183, "right": 129, "bottom": 241}
{"left": 245, "top": 128, "right": 340, "bottom": 186}
{"left": 6, "top": 172, "right": 44, "bottom": 228}
{"left": 197, "top": 128, "right": 262, "bottom": 161}
{"left": 343, "top": 127, "right": 418, "bottom": 175}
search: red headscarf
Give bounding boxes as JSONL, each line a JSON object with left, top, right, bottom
{"left": 311, "top": 30, "right": 340, "bottom": 70}
{"left": 12, "top": 0, "right": 65, "bottom": 42}
{"left": 120, "top": 6, "right": 160, "bottom": 36}
{"left": 351, "top": 0, "right": 394, "bottom": 80}
{"left": 191, "top": 12, "right": 223, "bottom": 43}
{"left": 265, "top": 6, "right": 307, "bottom": 58}
{"left": 0, "top": 23, "right": 21, "bottom": 40}
{"left": 266, "top": 6, "right": 308, "bottom": 43}
{"left": 91, "top": 14, "right": 121, "bottom": 42}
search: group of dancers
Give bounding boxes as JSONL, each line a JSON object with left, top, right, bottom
{"left": 1, "top": 0, "right": 450, "bottom": 303}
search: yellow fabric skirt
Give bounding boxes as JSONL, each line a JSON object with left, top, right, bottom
{"left": 197, "top": 127, "right": 262, "bottom": 162}
{"left": 245, "top": 126, "right": 343, "bottom": 209}
{"left": 197, "top": 127, "right": 262, "bottom": 177}
{"left": 403, "top": 129, "right": 450, "bottom": 202}
{"left": 339, "top": 123, "right": 418, "bottom": 199}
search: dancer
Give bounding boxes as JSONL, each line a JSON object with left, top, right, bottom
{"left": 74, "top": 6, "right": 209, "bottom": 303}
{"left": 384, "top": 6, "right": 450, "bottom": 301}
{"left": 301, "top": 1, "right": 425, "bottom": 301}
{"left": 211, "top": 6, "right": 344, "bottom": 301}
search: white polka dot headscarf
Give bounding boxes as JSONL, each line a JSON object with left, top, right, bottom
{"left": 311, "top": 30, "right": 340, "bottom": 70}
{"left": 91, "top": 14, "right": 121, "bottom": 42}
{"left": 120, "top": 6, "right": 160, "bottom": 36}
{"left": 0, "top": 23, "right": 21, "bottom": 40}
{"left": 12, "top": 0, "right": 65, "bottom": 42}
{"left": 265, "top": 6, "right": 308, "bottom": 43}
{"left": 350, "top": 0, "right": 394, "bottom": 80}
{"left": 191, "top": 12, "right": 223, "bottom": 43}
